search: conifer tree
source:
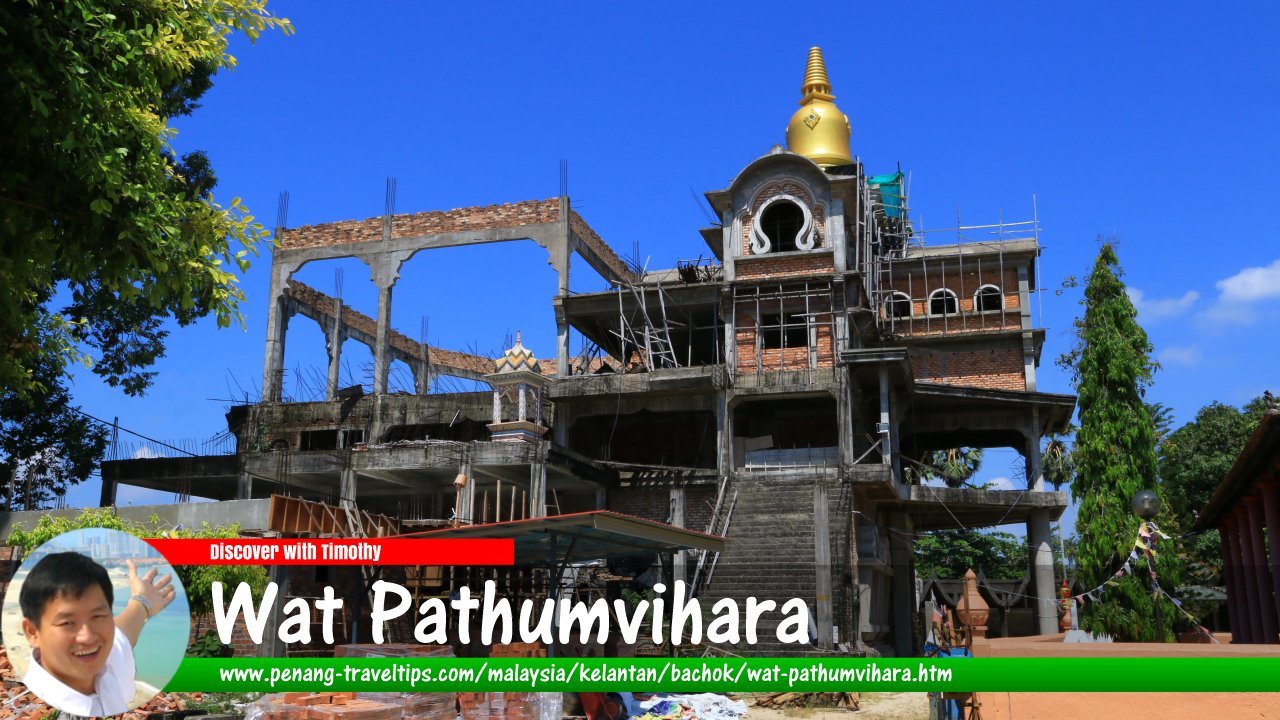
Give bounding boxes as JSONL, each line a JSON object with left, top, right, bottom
{"left": 1066, "top": 242, "right": 1180, "bottom": 641}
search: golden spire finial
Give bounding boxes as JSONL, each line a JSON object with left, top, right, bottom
{"left": 800, "top": 47, "right": 833, "bottom": 103}
{"left": 786, "top": 46, "right": 853, "bottom": 168}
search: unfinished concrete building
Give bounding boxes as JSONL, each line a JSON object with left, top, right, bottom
{"left": 100, "top": 47, "right": 1074, "bottom": 656}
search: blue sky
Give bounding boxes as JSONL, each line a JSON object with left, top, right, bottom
{"left": 61, "top": 2, "right": 1280, "bottom": 534}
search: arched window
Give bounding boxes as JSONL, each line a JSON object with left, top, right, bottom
{"left": 759, "top": 200, "right": 805, "bottom": 252}
{"left": 885, "top": 292, "right": 912, "bottom": 319}
{"left": 974, "top": 285, "right": 1002, "bottom": 312}
{"left": 929, "top": 289, "right": 958, "bottom": 316}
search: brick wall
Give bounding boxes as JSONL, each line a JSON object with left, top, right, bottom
{"left": 740, "top": 181, "right": 826, "bottom": 255}
{"left": 568, "top": 210, "right": 639, "bottom": 283}
{"left": 736, "top": 251, "right": 834, "bottom": 281}
{"left": 909, "top": 346, "right": 1025, "bottom": 391}
{"left": 734, "top": 290, "right": 836, "bottom": 372}
{"left": 277, "top": 198, "right": 562, "bottom": 251}
{"left": 608, "top": 486, "right": 671, "bottom": 523}
{"left": 608, "top": 484, "right": 717, "bottom": 532}
{"left": 190, "top": 612, "right": 261, "bottom": 657}
{"left": 884, "top": 265, "right": 1023, "bottom": 336}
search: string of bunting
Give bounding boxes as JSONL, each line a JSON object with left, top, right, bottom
{"left": 1069, "top": 520, "right": 1219, "bottom": 642}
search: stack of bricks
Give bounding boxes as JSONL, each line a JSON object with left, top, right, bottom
{"left": 254, "top": 693, "right": 399, "bottom": 720}
{"left": 335, "top": 644, "right": 457, "bottom": 720}
{"left": 0, "top": 545, "right": 23, "bottom": 598}
{"left": 458, "top": 643, "right": 550, "bottom": 720}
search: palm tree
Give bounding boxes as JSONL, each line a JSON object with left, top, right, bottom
{"left": 1041, "top": 424, "right": 1076, "bottom": 491}
{"left": 931, "top": 447, "right": 984, "bottom": 488}
{"left": 1148, "top": 402, "right": 1175, "bottom": 446}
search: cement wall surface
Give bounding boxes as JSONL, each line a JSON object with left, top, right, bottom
{"left": 0, "top": 499, "right": 274, "bottom": 539}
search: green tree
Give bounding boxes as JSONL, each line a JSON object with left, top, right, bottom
{"left": 915, "top": 529, "right": 1029, "bottom": 579}
{"left": 1157, "top": 396, "right": 1271, "bottom": 594}
{"left": 1066, "top": 242, "right": 1180, "bottom": 641}
{"left": 906, "top": 447, "right": 985, "bottom": 487}
{"left": 0, "top": 1, "right": 291, "bottom": 504}
{"left": 1160, "top": 398, "right": 1270, "bottom": 524}
{"left": 1041, "top": 424, "right": 1076, "bottom": 492}
{"left": 1148, "top": 402, "right": 1176, "bottom": 446}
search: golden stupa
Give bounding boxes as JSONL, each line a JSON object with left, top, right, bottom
{"left": 785, "top": 47, "right": 853, "bottom": 168}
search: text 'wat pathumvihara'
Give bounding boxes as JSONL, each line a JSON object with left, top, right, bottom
{"left": 100, "top": 47, "right": 1074, "bottom": 657}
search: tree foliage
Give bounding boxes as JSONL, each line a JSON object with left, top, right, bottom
{"left": 906, "top": 448, "right": 984, "bottom": 487}
{"left": 915, "top": 529, "right": 1029, "bottom": 580}
{"left": 1157, "top": 396, "right": 1271, "bottom": 591}
{"left": 1159, "top": 397, "right": 1270, "bottom": 525}
{"left": 0, "top": 0, "right": 290, "bottom": 503}
{"left": 6, "top": 508, "right": 268, "bottom": 622}
{"left": 1067, "top": 242, "right": 1180, "bottom": 641}
{"left": 1041, "top": 424, "right": 1076, "bottom": 492}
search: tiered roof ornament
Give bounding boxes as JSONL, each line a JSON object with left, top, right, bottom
{"left": 493, "top": 331, "right": 541, "bottom": 374}
{"left": 485, "top": 331, "right": 549, "bottom": 443}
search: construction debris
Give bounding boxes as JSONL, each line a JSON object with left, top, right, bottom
{"left": 247, "top": 692, "right": 400, "bottom": 720}
{"left": 751, "top": 692, "right": 859, "bottom": 710}
{"left": 633, "top": 693, "right": 750, "bottom": 720}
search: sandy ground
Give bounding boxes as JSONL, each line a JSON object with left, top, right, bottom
{"left": 976, "top": 692, "right": 1280, "bottom": 720}
{"left": 746, "top": 693, "right": 929, "bottom": 720}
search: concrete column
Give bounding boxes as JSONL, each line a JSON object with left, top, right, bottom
{"left": 718, "top": 393, "right": 735, "bottom": 473}
{"left": 340, "top": 467, "right": 358, "bottom": 510}
{"left": 373, "top": 282, "right": 393, "bottom": 395}
{"left": 836, "top": 374, "right": 854, "bottom": 468}
{"left": 1025, "top": 417, "right": 1044, "bottom": 491}
{"left": 413, "top": 362, "right": 431, "bottom": 395}
{"left": 552, "top": 402, "right": 571, "bottom": 447}
{"left": 554, "top": 199, "right": 572, "bottom": 377}
{"left": 670, "top": 485, "right": 686, "bottom": 587}
{"left": 720, "top": 288, "right": 736, "bottom": 371}
{"left": 1261, "top": 480, "right": 1280, "bottom": 640}
{"left": 1244, "top": 495, "right": 1278, "bottom": 643}
{"left": 830, "top": 199, "right": 847, "bottom": 274}
{"left": 518, "top": 384, "right": 528, "bottom": 423}
{"left": 877, "top": 365, "right": 891, "bottom": 466}
{"left": 237, "top": 467, "right": 252, "bottom": 500}
{"left": 262, "top": 294, "right": 290, "bottom": 402}
{"left": 813, "top": 481, "right": 834, "bottom": 650}
{"left": 326, "top": 303, "right": 344, "bottom": 400}
{"left": 529, "top": 448, "right": 547, "bottom": 518}
{"left": 1234, "top": 505, "right": 1262, "bottom": 642}
{"left": 555, "top": 302, "right": 570, "bottom": 378}
{"left": 888, "top": 512, "right": 915, "bottom": 657}
{"left": 1220, "top": 521, "right": 1242, "bottom": 640}
{"left": 98, "top": 474, "right": 117, "bottom": 507}
{"left": 460, "top": 460, "right": 475, "bottom": 523}
{"left": 1027, "top": 509, "right": 1057, "bottom": 635}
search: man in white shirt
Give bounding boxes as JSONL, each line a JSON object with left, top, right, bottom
{"left": 20, "top": 552, "right": 177, "bottom": 717}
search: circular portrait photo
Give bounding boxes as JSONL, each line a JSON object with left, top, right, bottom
{"left": 2, "top": 528, "right": 189, "bottom": 717}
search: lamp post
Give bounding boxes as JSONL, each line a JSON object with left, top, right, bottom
{"left": 1131, "top": 490, "right": 1165, "bottom": 641}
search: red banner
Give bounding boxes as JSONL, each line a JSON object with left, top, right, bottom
{"left": 145, "top": 538, "right": 513, "bottom": 566}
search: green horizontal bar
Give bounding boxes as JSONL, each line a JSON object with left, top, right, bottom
{"left": 167, "top": 657, "right": 1280, "bottom": 693}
